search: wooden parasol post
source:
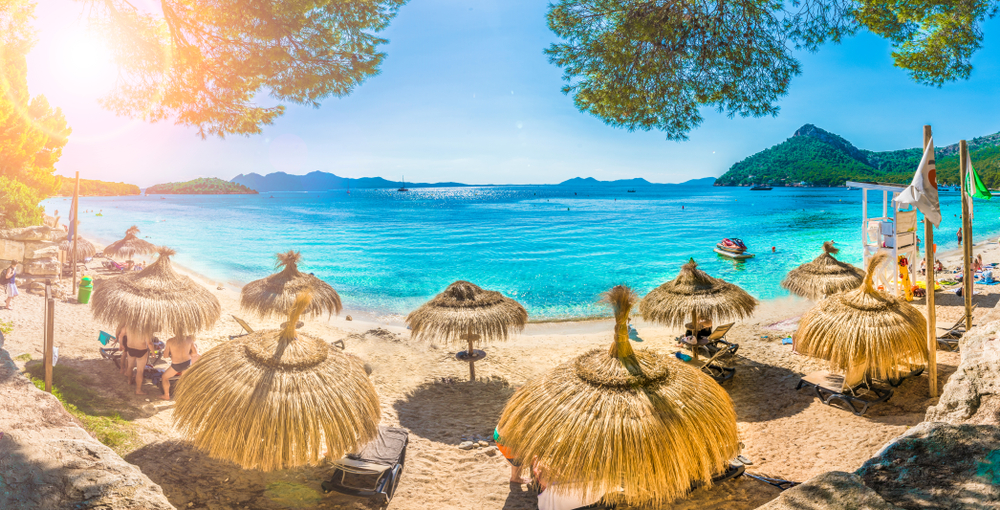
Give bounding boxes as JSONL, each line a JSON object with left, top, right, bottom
{"left": 461, "top": 326, "right": 481, "bottom": 382}
{"left": 924, "top": 125, "right": 938, "bottom": 398}
{"left": 690, "top": 309, "right": 699, "bottom": 362}
{"left": 43, "top": 284, "right": 54, "bottom": 392}
{"left": 72, "top": 171, "right": 80, "bottom": 295}
{"left": 960, "top": 140, "right": 974, "bottom": 331}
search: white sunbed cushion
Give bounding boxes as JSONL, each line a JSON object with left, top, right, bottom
{"left": 334, "top": 458, "right": 392, "bottom": 474}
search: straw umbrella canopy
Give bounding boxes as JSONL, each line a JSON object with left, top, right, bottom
{"left": 174, "top": 292, "right": 380, "bottom": 472}
{"left": 781, "top": 242, "right": 865, "bottom": 300}
{"left": 497, "top": 286, "right": 738, "bottom": 507}
{"left": 60, "top": 236, "right": 96, "bottom": 260}
{"left": 240, "top": 251, "right": 342, "bottom": 319}
{"left": 406, "top": 280, "right": 527, "bottom": 381}
{"left": 104, "top": 225, "right": 157, "bottom": 259}
{"left": 91, "top": 247, "right": 221, "bottom": 339}
{"left": 639, "top": 259, "right": 758, "bottom": 360}
{"left": 795, "top": 253, "right": 927, "bottom": 382}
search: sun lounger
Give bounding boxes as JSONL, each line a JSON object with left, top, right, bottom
{"left": 937, "top": 305, "right": 977, "bottom": 352}
{"left": 702, "top": 322, "right": 738, "bottom": 355}
{"left": 796, "top": 370, "right": 892, "bottom": 416}
{"left": 679, "top": 344, "right": 737, "bottom": 385}
{"left": 104, "top": 260, "right": 128, "bottom": 272}
{"left": 884, "top": 364, "right": 925, "bottom": 388}
{"left": 230, "top": 315, "right": 254, "bottom": 338}
{"left": 322, "top": 426, "right": 408, "bottom": 507}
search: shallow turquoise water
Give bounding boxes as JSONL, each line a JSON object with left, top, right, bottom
{"left": 42, "top": 186, "right": 997, "bottom": 320}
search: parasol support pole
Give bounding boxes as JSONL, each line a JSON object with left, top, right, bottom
{"left": 960, "top": 140, "right": 973, "bottom": 332}
{"left": 924, "top": 125, "right": 938, "bottom": 398}
{"left": 461, "top": 327, "right": 481, "bottom": 382}
{"left": 72, "top": 171, "right": 79, "bottom": 295}
{"left": 43, "top": 284, "right": 54, "bottom": 392}
{"left": 691, "top": 309, "right": 699, "bottom": 362}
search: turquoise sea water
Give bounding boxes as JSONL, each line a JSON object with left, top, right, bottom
{"left": 42, "top": 186, "right": 999, "bottom": 320}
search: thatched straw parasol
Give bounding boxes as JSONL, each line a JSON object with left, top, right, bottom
{"left": 173, "top": 292, "right": 380, "bottom": 471}
{"left": 91, "top": 247, "right": 221, "bottom": 338}
{"left": 781, "top": 242, "right": 865, "bottom": 300}
{"left": 60, "top": 236, "right": 96, "bottom": 259}
{"left": 406, "top": 280, "right": 527, "bottom": 381}
{"left": 795, "top": 253, "right": 927, "bottom": 382}
{"left": 639, "top": 259, "right": 758, "bottom": 360}
{"left": 240, "top": 251, "right": 342, "bottom": 319}
{"left": 104, "top": 225, "right": 157, "bottom": 259}
{"left": 497, "top": 286, "right": 738, "bottom": 507}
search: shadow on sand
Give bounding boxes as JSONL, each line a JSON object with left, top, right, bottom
{"left": 394, "top": 377, "right": 515, "bottom": 444}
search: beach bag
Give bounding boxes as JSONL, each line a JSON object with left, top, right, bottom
{"left": 0, "top": 270, "right": 10, "bottom": 285}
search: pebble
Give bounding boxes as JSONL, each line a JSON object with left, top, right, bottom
{"left": 346, "top": 315, "right": 353, "bottom": 321}
{"left": 482, "top": 446, "right": 498, "bottom": 456}
{"left": 478, "top": 440, "right": 489, "bottom": 447}
{"left": 458, "top": 441, "right": 474, "bottom": 450}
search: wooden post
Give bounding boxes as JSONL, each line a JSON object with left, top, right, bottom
{"left": 72, "top": 171, "right": 80, "bottom": 295}
{"left": 43, "top": 284, "right": 54, "bottom": 392}
{"left": 960, "top": 140, "right": 974, "bottom": 332}
{"left": 690, "top": 309, "right": 699, "bottom": 362}
{"left": 924, "top": 125, "right": 938, "bottom": 398}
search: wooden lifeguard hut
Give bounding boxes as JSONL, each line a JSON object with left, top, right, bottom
{"left": 846, "top": 181, "right": 920, "bottom": 297}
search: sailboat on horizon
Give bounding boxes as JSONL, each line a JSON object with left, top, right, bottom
{"left": 397, "top": 176, "right": 409, "bottom": 192}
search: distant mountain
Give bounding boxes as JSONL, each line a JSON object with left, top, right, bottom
{"left": 230, "top": 171, "right": 468, "bottom": 192}
{"left": 716, "top": 124, "right": 1000, "bottom": 187}
{"left": 558, "top": 176, "right": 716, "bottom": 186}
{"left": 146, "top": 177, "right": 258, "bottom": 195}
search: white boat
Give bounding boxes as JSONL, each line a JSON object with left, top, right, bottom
{"left": 714, "top": 247, "right": 755, "bottom": 259}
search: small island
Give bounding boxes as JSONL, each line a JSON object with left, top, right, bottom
{"left": 56, "top": 176, "right": 140, "bottom": 196}
{"left": 145, "top": 177, "right": 259, "bottom": 195}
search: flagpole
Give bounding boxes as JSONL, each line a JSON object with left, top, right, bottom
{"left": 924, "top": 126, "right": 938, "bottom": 398}
{"left": 72, "top": 171, "right": 80, "bottom": 296}
{"left": 961, "top": 140, "right": 973, "bottom": 332}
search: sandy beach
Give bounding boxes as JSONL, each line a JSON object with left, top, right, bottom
{"left": 6, "top": 237, "right": 995, "bottom": 509}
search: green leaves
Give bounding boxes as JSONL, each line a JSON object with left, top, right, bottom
{"left": 90, "top": 0, "right": 407, "bottom": 138}
{"left": 545, "top": 0, "right": 856, "bottom": 140}
{"left": 547, "top": 1, "right": 998, "bottom": 139}
{"left": 856, "top": 0, "right": 997, "bottom": 86}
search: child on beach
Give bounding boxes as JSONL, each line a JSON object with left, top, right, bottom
{"left": 495, "top": 427, "right": 530, "bottom": 484}
{"left": 160, "top": 335, "right": 199, "bottom": 400}
{"left": 3, "top": 261, "right": 17, "bottom": 310}
{"left": 532, "top": 461, "right": 602, "bottom": 510}
{"left": 125, "top": 333, "right": 155, "bottom": 395}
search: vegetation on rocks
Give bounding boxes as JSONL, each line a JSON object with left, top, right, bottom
{"left": 146, "top": 177, "right": 258, "bottom": 195}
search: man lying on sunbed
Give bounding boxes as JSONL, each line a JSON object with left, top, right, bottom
{"left": 160, "top": 334, "right": 200, "bottom": 400}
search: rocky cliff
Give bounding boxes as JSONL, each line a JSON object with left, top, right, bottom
{"left": 0, "top": 346, "right": 174, "bottom": 509}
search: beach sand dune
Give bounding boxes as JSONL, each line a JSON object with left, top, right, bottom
{"left": 2, "top": 255, "right": 977, "bottom": 509}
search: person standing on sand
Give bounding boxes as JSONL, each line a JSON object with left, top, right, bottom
{"left": 3, "top": 262, "right": 18, "bottom": 310}
{"left": 958, "top": 227, "right": 963, "bottom": 246}
{"left": 125, "top": 333, "right": 154, "bottom": 395}
{"left": 160, "top": 335, "right": 199, "bottom": 400}
{"left": 116, "top": 324, "right": 131, "bottom": 378}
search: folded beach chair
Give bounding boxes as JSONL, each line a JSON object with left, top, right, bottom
{"left": 678, "top": 345, "right": 737, "bottom": 385}
{"left": 701, "top": 322, "right": 738, "bottom": 356}
{"left": 796, "top": 367, "right": 892, "bottom": 416}
{"left": 98, "top": 331, "right": 121, "bottom": 364}
{"left": 937, "top": 305, "right": 977, "bottom": 352}
{"left": 230, "top": 315, "right": 255, "bottom": 338}
{"left": 322, "top": 426, "right": 409, "bottom": 508}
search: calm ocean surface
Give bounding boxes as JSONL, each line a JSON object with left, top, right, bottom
{"left": 42, "top": 185, "right": 999, "bottom": 320}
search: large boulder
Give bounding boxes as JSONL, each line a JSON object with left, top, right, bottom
{"left": 23, "top": 257, "right": 60, "bottom": 277}
{"left": 857, "top": 421, "right": 1000, "bottom": 509}
{"left": 0, "top": 239, "right": 24, "bottom": 262}
{"left": 0, "top": 348, "right": 175, "bottom": 510}
{"left": 23, "top": 241, "right": 59, "bottom": 260}
{"left": 925, "top": 315, "right": 1000, "bottom": 426}
{"left": 754, "top": 471, "right": 902, "bottom": 510}
{"left": 2, "top": 225, "right": 61, "bottom": 242}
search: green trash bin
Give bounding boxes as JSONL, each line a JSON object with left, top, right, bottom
{"left": 78, "top": 276, "right": 93, "bottom": 304}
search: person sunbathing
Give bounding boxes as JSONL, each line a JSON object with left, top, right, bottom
{"left": 160, "top": 335, "right": 200, "bottom": 400}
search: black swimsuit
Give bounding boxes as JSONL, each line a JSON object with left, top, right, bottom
{"left": 126, "top": 346, "right": 149, "bottom": 358}
{"left": 170, "top": 360, "right": 191, "bottom": 372}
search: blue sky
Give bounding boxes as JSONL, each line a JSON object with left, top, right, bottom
{"left": 27, "top": 1, "right": 1000, "bottom": 187}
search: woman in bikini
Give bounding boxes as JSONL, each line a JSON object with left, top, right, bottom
{"left": 160, "top": 335, "right": 199, "bottom": 400}
{"left": 125, "top": 333, "right": 154, "bottom": 395}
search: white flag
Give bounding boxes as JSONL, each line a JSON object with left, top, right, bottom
{"left": 894, "top": 137, "right": 941, "bottom": 227}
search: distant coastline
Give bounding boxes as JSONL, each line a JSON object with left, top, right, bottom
{"left": 146, "top": 177, "right": 258, "bottom": 195}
